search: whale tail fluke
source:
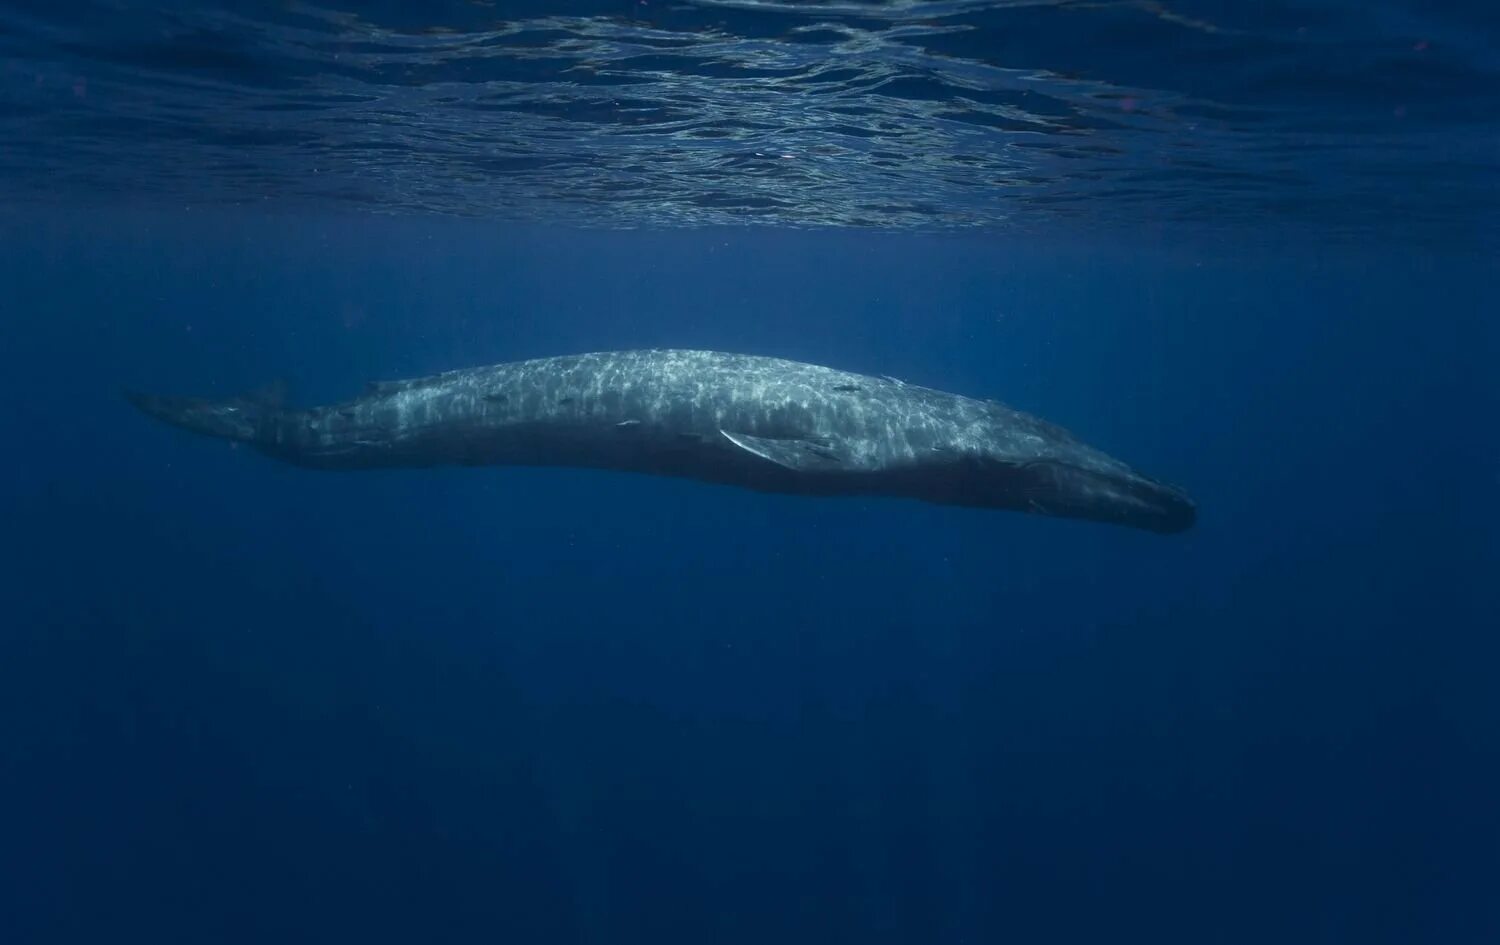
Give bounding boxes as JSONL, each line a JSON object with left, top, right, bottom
{"left": 124, "top": 390, "right": 277, "bottom": 444}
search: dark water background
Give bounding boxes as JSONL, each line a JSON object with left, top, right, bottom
{"left": 2, "top": 2, "right": 1499, "bottom": 944}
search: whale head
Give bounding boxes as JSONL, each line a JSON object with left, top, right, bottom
{"left": 939, "top": 410, "right": 1196, "bottom": 534}
{"left": 997, "top": 457, "right": 1197, "bottom": 534}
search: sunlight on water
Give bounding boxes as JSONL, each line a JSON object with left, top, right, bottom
{"left": 1, "top": 1, "right": 1493, "bottom": 239}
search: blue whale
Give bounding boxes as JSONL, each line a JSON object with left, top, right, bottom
{"left": 127, "top": 349, "right": 1195, "bottom": 534}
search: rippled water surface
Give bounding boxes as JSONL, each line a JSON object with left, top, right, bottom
{"left": 2, "top": 1, "right": 1496, "bottom": 237}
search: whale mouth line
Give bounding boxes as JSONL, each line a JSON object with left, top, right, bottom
{"left": 1020, "top": 460, "right": 1197, "bottom": 534}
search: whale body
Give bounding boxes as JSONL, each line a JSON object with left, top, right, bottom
{"left": 126, "top": 349, "right": 1195, "bottom": 534}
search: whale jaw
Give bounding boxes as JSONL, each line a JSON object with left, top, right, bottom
{"left": 1014, "top": 460, "right": 1196, "bottom": 534}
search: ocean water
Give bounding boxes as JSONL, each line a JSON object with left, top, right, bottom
{"left": 1, "top": 3, "right": 1497, "bottom": 944}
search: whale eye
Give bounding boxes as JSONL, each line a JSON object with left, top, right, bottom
{"left": 832, "top": 384, "right": 860, "bottom": 393}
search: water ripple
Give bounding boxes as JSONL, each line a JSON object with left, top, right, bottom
{"left": 0, "top": 0, "right": 1494, "bottom": 238}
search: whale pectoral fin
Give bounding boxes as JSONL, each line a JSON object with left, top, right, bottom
{"left": 720, "top": 430, "right": 856, "bottom": 472}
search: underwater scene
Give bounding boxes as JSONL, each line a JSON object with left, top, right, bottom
{"left": 2, "top": 2, "right": 1496, "bottom": 943}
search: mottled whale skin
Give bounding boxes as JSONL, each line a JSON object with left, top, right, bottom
{"left": 127, "top": 349, "right": 1195, "bottom": 533}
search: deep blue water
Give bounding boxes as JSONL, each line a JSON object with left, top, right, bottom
{"left": 3, "top": 3, "right": 1499, "bottom": 945}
